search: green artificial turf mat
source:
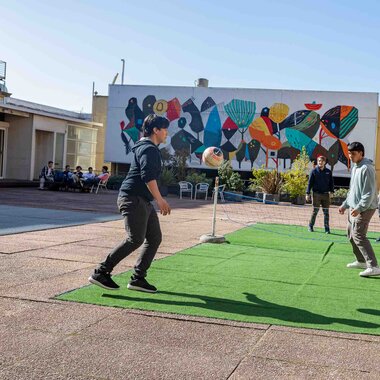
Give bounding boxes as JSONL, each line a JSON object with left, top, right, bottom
{"left": 57, "top": 224, "right": 380, "bottom": 335}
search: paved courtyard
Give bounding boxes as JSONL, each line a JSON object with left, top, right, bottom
{"left": 0, "top": 188, "right": 379, "bottom": 379}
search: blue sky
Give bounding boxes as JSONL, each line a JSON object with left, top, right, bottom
{"left": 2, "top": 0, "right": 380, "bottom": 112}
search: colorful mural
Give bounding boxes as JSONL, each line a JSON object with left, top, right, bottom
{"left": 107, "top": 86, "right": 378, "bottom": 177}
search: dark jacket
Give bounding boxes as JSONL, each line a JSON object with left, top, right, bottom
{"left": 119, "top": 138, "right": 162, "bottom": 201}
{"left": 306, "top": 166, "right": 334, "bottom": 195}
{"left": 39, "top": 165, "right": 55, "bottom": 179}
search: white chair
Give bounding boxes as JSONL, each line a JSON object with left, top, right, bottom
{"left": 212, "top": 184, "right": 226, "bottom": 202}
{"left": 195, "top": 182, "right": 209, "bottom": 200}
{"left": 91, "top": 174, "right": 110, "bottom": 194}
{"left": 178, "top": 181, "right": 193, "bottom": 200}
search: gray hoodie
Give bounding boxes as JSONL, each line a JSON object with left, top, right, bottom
{"left": 341, "top": 158, "right": 378, "bottom": 212}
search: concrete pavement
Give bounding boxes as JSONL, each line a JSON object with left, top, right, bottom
{"left": 0, "top": 188, "right": 379, "bottom": 379}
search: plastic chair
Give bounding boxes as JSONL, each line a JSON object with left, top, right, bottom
{"left": 178, "top": 181, "right": 193, "bottom": 200}
{"left": 91, "top": 174, "right": 110, "bottom": 194}
{"left": 195, "top": 182, "right": 209, "bottom": 200}
{"left": 212, "top": 184, "right": 226, "bottom": 202}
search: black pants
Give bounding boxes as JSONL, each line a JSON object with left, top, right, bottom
{"left": 309, "top": 193, "right": 330, "bottom": 229}
{"left": 98, "top": 195, "right": 162, "bottom": 278}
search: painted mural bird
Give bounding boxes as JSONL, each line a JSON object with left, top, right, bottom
{"left": 319, "top": 106, "right": 358, "bottom": 169}
{"left": 120, "top": 97, "right": 145, "bottom": 154}
{"left": 171, "top": 117, "right": 203, "bottom": 157}
{"left": 142, "top": 95, "right": 156, "bottom": 118}
{"left": 279, "top": 110, "right": 320, "bottom": 138}
{"left": 182, "top": 98, "right": 204, "bottom": 139}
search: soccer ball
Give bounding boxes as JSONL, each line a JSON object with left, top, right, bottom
{"left": 202, "top": 147, "right": 224, "bottom": 168}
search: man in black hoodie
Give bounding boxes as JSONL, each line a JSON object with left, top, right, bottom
{"left": 89, "top": 114, "right": 171, "bottom": 292}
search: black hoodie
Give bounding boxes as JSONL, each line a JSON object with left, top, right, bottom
{"left": 119, "top": 138, "right": 162, "bottom": 201}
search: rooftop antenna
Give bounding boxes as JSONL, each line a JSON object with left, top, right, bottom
{"left": 121, "top": 59, "right": 125, "bottom": 85}
{"left": 0, "top": 60, "right": 12, "bottom": 100}
{"left": 112, "top": 73, "right": 119, "bottom": 85}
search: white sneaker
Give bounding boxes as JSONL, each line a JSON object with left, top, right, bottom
{"left": 359, "top": 267, "right": 380, "bottom": 277}
{"left": 346, "top": 261, "right": 367, "bottom": 269}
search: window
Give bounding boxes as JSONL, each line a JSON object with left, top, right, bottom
{"left": 66, "top": 125, "right": 97, "bottom": 169}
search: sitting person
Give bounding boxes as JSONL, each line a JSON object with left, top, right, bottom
{"left": 96, "top": 165, "right": 110, "bottom": 183}
{"left": 39, "top": 161, "right": 55, "bottom": 190}
{"left": 82, "top": 167, "right": 96, "bottom": 181}
{"left": 71, "top": 166, "right": 84, "bottom": 184}
{"left": 82, "top": 167, "right": 96, "bottom": 192}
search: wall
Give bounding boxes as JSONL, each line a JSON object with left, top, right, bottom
{"left": 5, "top": 114, "right": 33, "bottom": 179}
{"left": 92, "top": 95, "right": 109, "bottom": 172}
{"left": 106, "top": 85, "right": 379, "bottom": 178}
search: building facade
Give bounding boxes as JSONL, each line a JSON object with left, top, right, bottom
{"left": 0, "top": 97, "right": 102, "bottom": 180}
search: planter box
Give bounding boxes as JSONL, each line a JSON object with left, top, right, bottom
{"left": 279, "top": 193, "right": 291, "bottom": 202}
{"left": 263, "top": 193, "right": 280, "bottom": 203}
{"left": 159, "top": 185, "right": 169, "bottom": 197}
{"left": 168, "top": 184, "right": 179, "bottom": 195}
{"left": 331, "top": 196, "right": 346, "bottom": 206}
{"left": 224, "top": 191, "right": 243, "bottom": 202}
{"left": 291, "top": 195, "right": 306, "bottom": 205}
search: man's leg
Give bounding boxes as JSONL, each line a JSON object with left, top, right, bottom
{"left": 351, "top": 209, "right": 378, "bottom": 268}
{"left": 133, "top": 203, "right": 162, "bottom": 279}
{"left": 309, "top": 193, "right": 321, "bottom": 231}
{"left": 39, "top": 177, "right": 45, "bottom": 190}
{"left": 97, "top": 196, "right": 149, "bottom": 273}
{"left": 321, "top": 194, "right": 330, "bottom": 233}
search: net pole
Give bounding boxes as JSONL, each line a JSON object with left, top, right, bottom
{"left": 211, "top": 176, "right": 219, "bottom": 236}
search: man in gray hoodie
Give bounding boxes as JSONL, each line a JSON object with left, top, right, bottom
{"left": 339, "top": 142, "right": 380, "bottom": 277}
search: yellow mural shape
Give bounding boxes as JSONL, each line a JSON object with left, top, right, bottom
{"left": 153, "top": 99, "right": 168, "bottom": 115}
{"left": 269, "top": 103, "right": 289, "bottom": 123}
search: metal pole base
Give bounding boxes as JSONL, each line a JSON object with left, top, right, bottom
{"left": 199, "top": 234, "right": 226, "bottom": 244}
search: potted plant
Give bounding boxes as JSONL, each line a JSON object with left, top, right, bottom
{"left": 283, "top": 147, "right": 309, "bottom": 205}
{"left": 250, "top": 167, "right": 283, "bottom": 202}
{"left": 332, "top": 188, "right": 349, "bottom": 206}
{"left": 159, "top": 167, "right": 176, "bottom": 196}
{"left": 218, "top": 160, "right": 244, "bottom": 201}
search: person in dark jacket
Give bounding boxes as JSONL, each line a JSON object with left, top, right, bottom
{"left": 39, "top": 161, "right": 55, "bottom": 190}
{"left": 89, "top": 114, "right": 171, "bottom": 293}
{"left": 306, "top": 155, "right": 334, "bottom": 233}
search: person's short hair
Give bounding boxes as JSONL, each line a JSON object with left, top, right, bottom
{"left": 142, "top": 114, "right": 170, "bottom": 137}
{"left": 88, "top": 167, "right": 93, "bottom": 171}
{"left": 65, "top": 165, "right": 70, "bottom": 170}
{"left": 102, "top": 165, "right": 108, "bottom": 171}
{"left": 76, "top": 166, "right": 82, "bottom": 170}
{"left": 317, "top": 155, "right": 326, "bottom": 161}
{"left": 48, "top": 161, "right": 53, "bottom": 165}
{"left": 347, "top": 142, "right": 365, "bottom": 155}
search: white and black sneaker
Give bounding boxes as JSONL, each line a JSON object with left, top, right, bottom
{"left": 88, "top": 270, "right": 120, "bottom": 290}
{"left": 127, "top": 277, "right": 157, "bottom": 293}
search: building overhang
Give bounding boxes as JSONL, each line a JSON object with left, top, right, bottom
{"left": 0, "top": 103, "right": 103, "bottom": 127}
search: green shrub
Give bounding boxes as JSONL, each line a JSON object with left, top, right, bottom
{"left": 160, "top": 167, "right": 176, "bottom": 186}
{"left": 107, "top": 175, "right": 125, "bottom": 190}
{"left": 333, "top": 188, "right": 349, "bottom": 198}
{"left": 250, "top": 167, "right": 283, "bottom": 194}
{"left": 283, "top": 147, "right": 309, "bottom": 198}
{"left": 185, "top": 171, "right": 212, "bottom": 186}
{"left": 217, "top": 160, "right": 244, "bottom": 191}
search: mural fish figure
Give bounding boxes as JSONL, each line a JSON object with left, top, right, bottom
{"left": 279, "top": 110, "right": 320, "bottom": 138}
{"left": 320, "top": 106, "right": 358, "bottom": 139}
